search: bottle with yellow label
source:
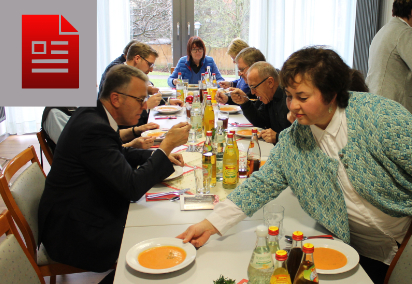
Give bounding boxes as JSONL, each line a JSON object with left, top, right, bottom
{"left": 203, "top": 96, "right": 215, "bottom": 136}
{"left": 270, "top": 250, "right": 292, "bottom": 284}
{"left": 202, "top": 131, "right": 216, "bottom": 187}
{"left": 293, "top": 243, "right": 319, "bottom": 284}
{"left": 222, "top": 133, "right": 238, "bottom": 189}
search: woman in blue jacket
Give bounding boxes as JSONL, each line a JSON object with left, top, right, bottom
{"left": 168, "top": 36, "right": 224, "bottom": 87}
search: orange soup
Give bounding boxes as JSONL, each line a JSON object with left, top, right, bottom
{"left": 237, "top": 129, "right": 260, "bottom": 136}
{"left": 219, "top": 106, "right": 238, "bottom": 112}
{"left": 158, "top": 107, "right": 178, "bottom": 111}
{"left": 138, "top": 246, "right": 186, "bottom": 269}
{"left": 147, "top": 132, "right": 165, "bottom": 138}
{"left": 313, "top": 247, "right": 347, "bottom": 270}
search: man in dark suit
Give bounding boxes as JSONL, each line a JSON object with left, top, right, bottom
{"left": 38, "top": 64, "right": 191, "bottom": 272}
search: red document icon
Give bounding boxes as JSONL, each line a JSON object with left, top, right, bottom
{"left": 22, "top": 15, "right": 79, "bottom": 89}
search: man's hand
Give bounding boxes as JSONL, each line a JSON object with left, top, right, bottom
{"left": 147, "top": 94, "right": 162, "bottom": 109}
{"left": 168, "top": 153, "right": 184, "bottom": 166}
{"left": 260, "top": 128, "right": 277, "bottom": 144}
{"left": 176, "top": 219, "right": 219, "bottom": 248}
{"left": 169, "top": 98, "right": 184, "bottom": 107}
{"left": 148, "top": 85, "right": 159, "bottom": 95}
{"left": 287, "top": 111, "right": 297, "bottom": 124}
{"left": 135, "top": 122, "right": 159, "bottom": 133}
{"left": 218, "top": 81, "right": 232, "bottom": 89}
{"left": 230, "top": 88, "right": 249, "bottom": 105}
{"left": 216, "top": 89, "right": 229, "bottom": 104}
{"left": 160, "top": 122, "right": 191, "bottom": 155}
{"left": 123, "top": 137, "right": 155, "bottom": 149}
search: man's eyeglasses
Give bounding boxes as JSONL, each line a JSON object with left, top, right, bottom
{"left": 238, "top": 66, "right": 249, "bottom": 75}
{"left": 191, "top": 48, "right": 203, "bottom": 53}
{"left": 249, "top": 77, "right": 269, "bottom": 91}
{"left": 141, "top": 57, "right": 155, "bottom": 68}
{"left": 115, "top": 92, "right": 148, "bottom": 104}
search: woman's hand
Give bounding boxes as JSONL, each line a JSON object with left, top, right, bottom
{"left": 173, "top": 79, "right": 179, "bottom": 86}
{"left": 176, "top": 219, "right": 219, "bottom": 248}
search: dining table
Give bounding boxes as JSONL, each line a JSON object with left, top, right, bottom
{"left": 113, "top": 97, "right": 373, "bottom": 283}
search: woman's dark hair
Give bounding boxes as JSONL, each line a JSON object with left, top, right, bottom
{"left": 280, "top": 46, "right": 351, "bottom": 108}
{"left": 186, "top": 36, "right": 206, "bottom": 61}
{"left": 349, "top": 69, "right": 369, "bottom": 92}
{"left": 393, "top": 0, "right": 412, "bottom": 20}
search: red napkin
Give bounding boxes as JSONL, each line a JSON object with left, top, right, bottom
{"left": 145, "top": 192, "right": 177, "bottom": 201}
{"left": 150, "top": 145, "right": 160, "bottom": 148}
{"left": 230, "top": 123, "right": 253, "bottom": 127}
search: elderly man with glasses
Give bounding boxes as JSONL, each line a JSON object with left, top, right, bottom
{"left": 38, "top": 65, "right": 191, "bottom": 276}
{"left": 229, "top": 61, "right": 291, "bottom": 144}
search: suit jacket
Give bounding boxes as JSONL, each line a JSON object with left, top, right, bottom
{"left": 240, "top": 86, "right": 291, "bottom": 144}
{"left": 37, "top": 100, "right": 174, "bottom": 272}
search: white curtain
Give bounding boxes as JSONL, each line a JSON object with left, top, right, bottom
{"left": 97, "top": 0, "right": 130, "bottom": 84}
{"left": 249, "top": 0, "right": 357, "bottom": 69}
{"left": 5, "top": 107, "right": 44, "bottom": 135}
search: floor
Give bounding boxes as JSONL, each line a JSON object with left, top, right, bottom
{"left": 0, "top": 134, "right": 112, "bottom": 284}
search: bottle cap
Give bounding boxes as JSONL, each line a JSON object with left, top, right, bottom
{"left": 275, "top": 250, "right": 288, "bottom": 261}
{"left": 256, "top": 225, "right": 268, "bottom": 237}
{"left": 178, "top": 72, "right": 181, "bottom": 74}
{"left": 201, "top": 73, "right": 205, "bottom": 75}
{"left": 227, "top": 133, "right": 233, "bottom": 138}
{"left": 268, "top": 226, "right": 279, "bottom": 236}
{"left": 229, "top": 130, "right": 235, "bottom": 134}
{"left": 292, "top": 231, "right": 304, "bottom": 241}
{"left": 207, "top": 96, "right": 211, "bottom": 100}
{"left": 212, "top": 73, "right": 216, "bottom": 75}
{"left": 206, "top": 131, "right": 212, "bottom": 136}
{"left": 204, "top": 91, "right": 208, "bottom": 95}
{"left": 302, "top": 243, "right": 314, "bottom": 253}
{"left": 217, "top": 120, "right": 223, "bottom": 126}
{"left": 252, "top": 128, "right": 258, "bottom": 133}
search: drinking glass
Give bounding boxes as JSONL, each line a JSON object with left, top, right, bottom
{"left": 193, "top": 166, "right": 210, "bottom": 194}
{"left": 218, "top": 112, "right": 229, "bottom": 130}
{"left": 238, "top": 143, "right": 247, "bottom": 179}
{"left": 183, "top": 79, "right": 189, "bottom": 88}
{"left": 263, "top": 201, "right": 284, "bottom": 238}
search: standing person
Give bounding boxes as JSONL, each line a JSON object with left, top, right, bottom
{"left": 38, "top": 64, "right": 191, "bottom": 275}
{"left": 168, "top": 36, "right": 224, "bottom": 87}
{"left": 218, "top": 38, "right": 250, "bottom": 95}
{"left": 178, "top": 46, "right": 412, "bottom": 284}
{"left": 366, "top": 0, "right": 412, "bottom": 112}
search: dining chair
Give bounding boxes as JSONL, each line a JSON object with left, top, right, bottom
{"left": 384, "top": 221, "right": 412, "bottom": 284}
{"left": 170, "top": 66, "right": 175, "bottom": 74}
{"left": 0, "top": 209, "right": 46, "bottom": 284}
{"left": 0, "top": 145, "right": 87, "bottom": 284}
{"left": 36, "top": 130, "right": 53, "bottom": 168}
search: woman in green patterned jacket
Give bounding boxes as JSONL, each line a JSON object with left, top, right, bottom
{"left": 178, "top": 46, "right": 412, "bottom": 284}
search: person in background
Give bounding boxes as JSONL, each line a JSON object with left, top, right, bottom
{"left": 168, "top": 36, "right": 224, "bottom": 87}
{"left": 366, "top": 0, "right": 412, "bottom": 112}
{"left": 38, "top": 65, "right": 190, "bottom": 281}
{"left": 218, "top": 38, "right": 250, "bottom": 95}
{"left": 229, "top": 61, "right": 290, "bottom": 145}
{"left": 215, "top": 47, "right": 266, "bottom": 105}
{"left": 177, "top": 46, "right": 412, "bottom": 284}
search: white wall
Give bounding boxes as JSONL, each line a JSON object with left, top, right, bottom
{"left": 0, "top": 121, "right": 7, "bottom": 136}
{"left": 380, "top": 0, "right": 393, "bottom": 28}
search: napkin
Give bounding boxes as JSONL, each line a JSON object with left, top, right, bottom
{"left": 230, "top": 123, "right": 253, "bottom": 127}
{"left": 145, "top": 192, "right": 177, "bottom": 201}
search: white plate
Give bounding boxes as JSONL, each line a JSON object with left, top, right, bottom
{"left": 219, "top": 105, "right": 241, "bottom": 114}
{"left": 235, "top": 128, "right": 262, "bottom": 138}
{"left": 188, "top": 84, "right": 199, "bottom": 90}
{"left": 158, "top": 90, "right": 174, "bottom": 96}
{"left": 154, "top": 105, "right": 182, "bottom": 114}
{"left": 163, "top": 165, "right": 184, "bottom": 181}
{"left": 304, "top": 239, "right": 359, "bottom": 274}
{"left": 126, "top": 237, "right": 196, "bottom": 274}
{"left": 141, "top": 129, "right": 167, "bottom": 141}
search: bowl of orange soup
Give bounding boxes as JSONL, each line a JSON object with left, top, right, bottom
{"left": 141, "top": 129, "right": 168, "bottom": 141}
{"left": 154, "top": 105, "right": 182, "bottom": 114}
{"left": 219, "top": 105, "right": 241, "bottom": 113}
{"left": 236, "top": 128, "right": 261, "bottom": 138}
{"left": 126, "top": 237, "right": 196, "bottom": 274}
{"left": 305, "top": 239, "right": 359, "bottom": 274}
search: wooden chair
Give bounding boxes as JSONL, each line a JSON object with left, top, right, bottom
{"left": 384, "top": 221, "right": 412, "bottom": 284}
{"left": 0, "top": 146, "right": 87, "bottom": 284}
{"left": 36, "top": 130, "right": 53, "bottom": 168}
{"left": 170, "top": 66, "right": 175, "bottom": 74}
{"left": 0, "top": 209, "right": 46, "bottom": 284}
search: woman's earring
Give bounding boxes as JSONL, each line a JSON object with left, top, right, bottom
{"left": 328, "top": 105, "right": 333, "bottom": 113}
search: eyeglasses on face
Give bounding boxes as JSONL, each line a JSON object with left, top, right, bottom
{"left": 249, "top": 77, "right": 270, "bottom": 91}
{"left": 115, "top": 91, "right": 148, "bottom": 104}
{"left": 191, "top": 48, "right": 203, "bottom": 53}
{"left": 238, "top": 66, "right": 249, "bottom": 74}
{"left": 141, "top": 57, "right": 155, "bottom": 68}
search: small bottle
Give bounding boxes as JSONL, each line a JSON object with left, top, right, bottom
{"left": 287, "top": 231, "right": 304, "bottom": 283}
{"left": 212, "top": 73, "right": 217, "bottom": 85}
{"left": 293, "top": 243, "right": 319, "bottom": 284}
{"left": 202, "top": 131, "right": 217, "bottom": 187}
{"left": 270, "top": 250, "right": 292, "bottom": 284}
{"left": 247, "top": 128, "right": 261, "bottom": 177}
{"left": 214, "top": 120, "right": 225, "bottom": 181}
{"left": 199, "top": 74, "right": 206, "bottom": 103}
{"left": 190, "top": 92, "right": 202, "bottom": 139}
{"left": 210, "top": 73, "right": 218, "bottom": 104}
{"left": 229, "top": 130, "right": 240, "bottom": 182}
{"left": 176, "top": 73, "right": 185, "bottom": 101}
{"left": 206, "top": 66, "right": 211, "bottom": 83}
{"left": 247, "top": 225, "right": 274, "bottom": 284}
{"left": 203, "top": 96, "right": 215, "bottom": 136}
{"left": 268, "top": 226, "right": 280, "bottom": 262}
{"left": 222, "top": 133, "right": 238, "bottom": 189}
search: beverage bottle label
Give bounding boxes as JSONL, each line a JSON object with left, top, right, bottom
{"left": 223, "top": 165, "right": 237, "bottom": 184}
{"left": 303, "top": 265, "right": 318, "bottom": 282}
{"left": 249, "top": 252, "right": 273, "bottom": 269}
{"left": 216, "top": 160, "right": 223, "bottom": 174}
{"left": 271, "top": 274, "right": 291, "bottom": 284}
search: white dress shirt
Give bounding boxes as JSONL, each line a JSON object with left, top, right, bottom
{"left": 207, "top": 107, "right": 411, "bottom": 264}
